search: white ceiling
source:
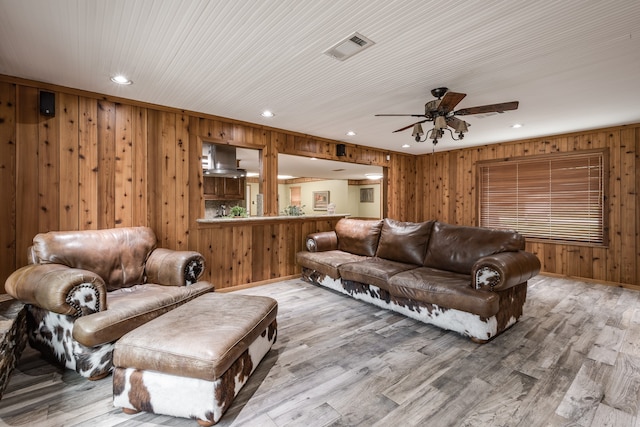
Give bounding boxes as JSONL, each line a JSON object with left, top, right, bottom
{"left": 1, "top": 1, "right": 639, "bottom": 170}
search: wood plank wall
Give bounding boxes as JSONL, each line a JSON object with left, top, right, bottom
{"left": 416, "top": 126, "right": 640, "bottom": 287}
{"left": 195, "top": 217, "right": 344, "bottom": 288}
{"left": 0, "top": 76, "right": 411, "bottom": 291}
{"left": 2, "top": 74, "right": 638, "bottom": 289}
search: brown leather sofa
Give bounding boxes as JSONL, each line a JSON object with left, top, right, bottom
{"left": 5, "top": 227, "right": 214, "bottom": 379}
{"left": 296, "top": 218, "right": 541, "bottom": 342}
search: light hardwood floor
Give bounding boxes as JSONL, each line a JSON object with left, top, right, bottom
{"left": 1, "top": 275, "right": 639, "bottom": 426}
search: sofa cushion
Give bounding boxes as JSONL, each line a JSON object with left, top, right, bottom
{"left": 31, "top": 227, "right": 157, "bottom": 291}
{"left": 73, "top": 281, "right": 214, "bottom": 347}
{"left": 423, "top": 222, "right": 525, "bottom": 274}
{"left": 376, "top": 219, "right": 434, "bottom": 265}
{"left": 387, "top": 267, "right": 500, "bottom": 318}
{"left": 338, "top": 258, "right": 417, "bottom": 290}
{"left": 335, "top": 219, "right": 383, "bottom": 257}
{"left": 296, "top": 250, "right": 369, "bottom": 279}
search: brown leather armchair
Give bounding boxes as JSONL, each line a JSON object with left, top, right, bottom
{"left": 5, "top": 227, "right": 214, "bottom": 379}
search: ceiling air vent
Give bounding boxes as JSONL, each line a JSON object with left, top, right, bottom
{"left": 323, "top": 32, "right": 375, "bottom": 61}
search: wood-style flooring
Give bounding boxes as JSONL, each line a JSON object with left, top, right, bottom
{"left": 1, "top": 275, "right": 639, "bottom": 426}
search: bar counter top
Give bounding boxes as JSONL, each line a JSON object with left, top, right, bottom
{"left": 196, "top": 213, "right": 350, "bottom": 224}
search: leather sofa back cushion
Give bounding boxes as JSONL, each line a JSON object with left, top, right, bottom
{"left": 424, "top": 222, "right": 525, "bottom": 274}
{"left": 335, "top": 219, "right": 383, "bottom": 257}
{"left": 376, "top": 219, "right": 434, "bottom": 265}
{"left": 31, "top": 227, "right": 157, "bottom": 291}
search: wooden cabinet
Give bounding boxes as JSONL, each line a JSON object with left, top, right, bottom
{"left": 203, "top": 176, "right": 245, "bottom": 200}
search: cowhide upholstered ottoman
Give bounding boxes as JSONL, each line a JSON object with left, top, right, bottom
{"left": 112, "top": 292, "right": 277, "bottom": 426}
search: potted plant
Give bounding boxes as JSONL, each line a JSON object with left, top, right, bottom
{"left": 229, "top": 205, "right": 247, "bottom": 218}
{"left": 282, "top": 205, "right": 305, "bottom": 216}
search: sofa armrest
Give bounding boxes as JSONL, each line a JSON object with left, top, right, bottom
{"left": 4, "top": 264, "right": 107, "bottom": 316}
{"left": 305, "top": 231, "right": 338, "bottom": 252}
{"left": 472, "top": 251, "right": 541, "bottom": 291}
{"left": 145, "top": 248, "right": 206, "bottom": 286}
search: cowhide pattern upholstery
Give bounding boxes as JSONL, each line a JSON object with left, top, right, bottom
{"left": 66, "top": 282, "right": 102, "bottom": 316}
{"left": 474, "top": 266, "right": 501, "bottom": 290}
{"left": 26, "top": 305, "right": 114, "bottom": 379}
{"left": 185, "top": 258, "right": 204, "bottom": 286}
{"left": 302, "top": 268, "right": 526, "bottom": 342}
{"left": 113, "top": 321, "right": 277, "bottom": 425}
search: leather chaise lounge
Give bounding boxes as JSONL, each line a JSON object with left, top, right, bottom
{"left": 296, "top": 218, "right": 541, "bottom": 342}
{"left": 5, "top": 226, "right": 214, "bottom": 379}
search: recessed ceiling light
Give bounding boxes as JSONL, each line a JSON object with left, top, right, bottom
{"left": 110, "top": 75, "right": 132, "bottom": 85}
{"left": 261, "top": 110, "right": 275, "bottom": 117}
{"left": 402, "top": 144, "right": 411, "bottom": 148}
{"left": 365, "top": 173, "right": 383, "bottom": 180}
{"left": 277, "top": 175, "right": 294, "bottom": 180}
{"left": 511, "top": 123, "right": 523, "bottom": 128}
{"left": 246, "top": 172, "right": 259, "bottom": 177}
{"left": 346, "top": 131, "right": 356, "bottom": 136}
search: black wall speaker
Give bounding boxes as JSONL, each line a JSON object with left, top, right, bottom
{"left": 40, "top": 91, "right": 55, "bottom": 117}
{"left": 336, "top": 144, "right": 346, "bottom": 157}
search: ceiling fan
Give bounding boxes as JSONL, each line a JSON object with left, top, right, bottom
{"left": 375, "top": 87, "right": 519, "bottom": 145}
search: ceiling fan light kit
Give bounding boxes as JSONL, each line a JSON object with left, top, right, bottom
{"left": 376, "top": 87, "right": 519, "bottom": 147}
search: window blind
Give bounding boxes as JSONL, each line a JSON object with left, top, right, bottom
{"left": 478, "top": 150, "right": 606, "bottom": 245}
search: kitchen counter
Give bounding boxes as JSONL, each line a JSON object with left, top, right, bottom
{"left": 192, "top": 214, "right": 349, "bottom": 289}
{"left": 197, "top": 213, "right": 350, "bottom": 224}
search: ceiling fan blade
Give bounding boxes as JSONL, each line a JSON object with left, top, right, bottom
{"left": 454, "top": 101, "right": 519, "bottom": 116}
{"left": 446, "top": 116, "right": 468, "bottom": 129}
{"left": 392, "top": 119, "right": 430, "bottom": 133}
{"left": 437, "top": 91, "right": 466, "bottom": 113}
{"left": 375, "top": 114, "right": 426, "bottom": 117}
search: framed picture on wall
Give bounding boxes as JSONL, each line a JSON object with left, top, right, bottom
{"left": 360, "top": 187, "right": 374, "bottom": 203}
{"left": 312, "top": 191, "right": 330, "bottom": 210}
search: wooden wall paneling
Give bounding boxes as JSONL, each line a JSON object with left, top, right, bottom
{"left": 411, "top": 156, "right": 421, "bottom": 220}
{"left": 564, "top": 246, "right": 581, "bottom": 278}
{"left": 114, "top": 104, "right": 133, "bottom": 227}
{"left": 636, "top": 128, "right": 640, "bottom": 287}
{"left": 269, "top": 223, "right": 281, "bottom": 280}
{"left": 0, "top": 82, "right": 16, "bottom": 289}
{"left": 264, "top": 132, "right": 279, "bottom": 215}
{"left": 213, "top": 119, "right": 234, "bottom": 142}
{"left": 15, "top": 86, "right": 39, "bottom": 268}
{"left": 468, "top": 147, "right": 481, "bottom": 225}
{"left": 160, "top": 112, "right": 177, "bottom": 249}
{"left": 224, "top": 225, "right": 236, "bottom": 286}
{"left": 199, "top": 227, "right": 216, "bottom": 285}
{"left": 578, "top": 245, "right": 594, "bottom": 280}
{"left": 97, "top": 100, "right": 116, "bottom": 229}
{"left": 211, "top": 227, "right": 225, "bottom": 286}
{"left": 233, "top": 224, "right": 252, "bottom": 285}
{"left": 251, "top": 224, "right": 267, "bottom": 283}
{"left": 78, "top": 97, "right": 99, "bottom": 230}
{"left": 38, "top": 94, "right": 59, "bottom": 233}
{"left": 384, "top": 154, "right": 399, "bottom": 220}
{"left": 607, "top": 131, "right": 622, "bottom": 284}
{"left": 197, "top": 117, "right": 216, "bottom": 140}
{"left": 619, "top": 128, "right": 636, "bottom": 285}
{"left": 58, "top": 92, "right": 79, "bottom": 231}
{"left": 146, "top": 109, "right": 161, "bottom": 234}
{"left": 405, "top": 154, "right": 418, "bottom": 222}
{"left": 427, "top": 154, "right": 439, "bottom": 220}
{"left": 132, "top": 106, "right": 147, "bottom": 227}
{"left": 188, "top": 116, "right": 204, "bottom": 249}
{"left": 439, "top": 152, "right": 452, "bottom": 222}
{"left": 444, "top": 152, "right": 455, "bottom": 223}
{"left": 175, "top": 113, "right": 190, "bottom": 250}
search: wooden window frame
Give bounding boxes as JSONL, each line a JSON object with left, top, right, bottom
{"left": 477, "top": 149, "right": 608, "bottom": 246}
